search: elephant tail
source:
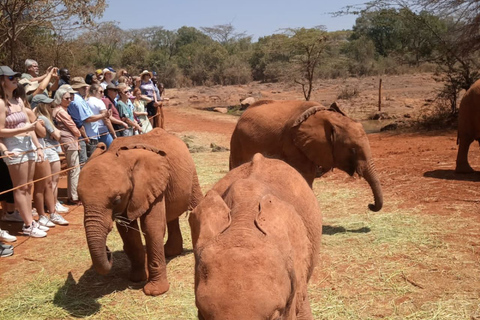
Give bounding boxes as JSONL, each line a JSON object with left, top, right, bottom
{"left": 188, "top": 171, "right": 203, "bottom": 211}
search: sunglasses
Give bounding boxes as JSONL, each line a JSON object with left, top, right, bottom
{"left": 7, "top": 75, "right": 18, "bottom": 81}
{"left": 63, "top": 97, "right": 71, "bottom": 101}
{"left": 98, "top": 90, "right": 104, "bottom": 93}
{"left": 122, "top": 91, "right": 129, "bottom": 94}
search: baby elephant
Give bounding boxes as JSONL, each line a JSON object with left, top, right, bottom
{"left": 189, "top": 153, "right": 322, "bottom": 320}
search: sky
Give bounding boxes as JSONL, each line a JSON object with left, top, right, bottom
{"left": 98, "top": 0, "right": 361, "bottom": 39}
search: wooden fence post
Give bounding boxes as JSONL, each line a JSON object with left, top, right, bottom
{"left": 378, "top": 78, "right": 382, "bottom": 112}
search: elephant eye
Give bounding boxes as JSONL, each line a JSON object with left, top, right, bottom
{"left": 113, "top": 195, "right": 122, "bottom": 206}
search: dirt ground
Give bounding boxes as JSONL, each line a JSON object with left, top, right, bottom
{"left": 1, "top": 73, "right": 479, "bottom": 318}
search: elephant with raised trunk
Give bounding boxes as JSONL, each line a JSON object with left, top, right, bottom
{"left": 229, "top": 99, "right": 383, "bottom": 212}
{"left": 190, "top": 153, "right": 322, "bottom": 319}
{"left": 456, "top": 79, "right": 480, "bottom": 173}
{"left": 78, "top": 128, "right": 203, "bottom": 296}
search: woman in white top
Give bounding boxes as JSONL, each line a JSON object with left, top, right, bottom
{"left": 87, "top": 84, "right": 114, "bottom": 147}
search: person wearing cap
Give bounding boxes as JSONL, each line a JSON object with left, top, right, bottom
{"left": 21, "top": 67, "right": 59, "bottom": 104}
{"left": 68, "top": 77, "right": 108, "bottom": 159}
{"left": 102, "top": 83, "right": 128, "bottom": 137}
{"left": 95, "top": 69, "right": 104, "bottom": 83}
{"left": 117, "top": 83, "right": 142, "bottom": 136}
{"left": 33, "top": 96, "right": 69, "bottom": 215}
{"left": 52, "top": 86, "right": 82, "bottom": 205}
{"left": 100, "top": 68, "right": 116, "bottom": 90}
{"left": 29, "top": 94, "right": 69, "bottom": 227}
{"left": 0, "top": 66, "right": 49, "bottom": 238}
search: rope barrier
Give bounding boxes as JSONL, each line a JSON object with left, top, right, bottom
{"left": 0, "top": 110, "right": 164, "bottom": 196}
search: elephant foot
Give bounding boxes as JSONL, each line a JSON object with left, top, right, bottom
{"left": 164, "top": 242, "right": 183, "bottom": 258}
{"left": 143, "top": 279, "right": 170, "bottom": 296}
{"left": 130, "top": 268, "right": 147, "bottom": 283}
{"left": 455, "top": 163, "right": 475, "bottom": 173}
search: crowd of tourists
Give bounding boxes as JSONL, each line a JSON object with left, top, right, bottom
{"left": 0, "top": 60, "right": 168, "bottom": 257}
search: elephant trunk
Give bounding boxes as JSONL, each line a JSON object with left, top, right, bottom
{"left": 359, "top": 159, "right": 383, "bottom": 212}
{"left": 84, "top": 211, "right": 113, "bottom": 275}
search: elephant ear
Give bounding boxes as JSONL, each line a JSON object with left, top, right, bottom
{"left": 292, "top": 106, "right": 336, "bottom": 170}
{"left": 255, "top": 194, "right": 296, "bottom": 246}
{"left": 120, "top": 145, "right": 169, "bottom": 221}
{"left": 89, "top": 142, "right": 108, "bottom": 160}
{"left": 189, "top": 189, "right": 231, "bottom": 248}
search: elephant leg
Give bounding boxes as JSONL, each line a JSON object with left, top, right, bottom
{"left": 140, "top": 200, "right": 169, "bottom": 296}
{"left": 456, "top": 137, "right": 475, "bottom": 173}
{"left": 164, "top": 217, "right": 183, "bottom": 257}
{"left": 297, "top": 292, "right": 314, "bottom": 320}
{"left": 116, "top": 219, "right": 147, "bottom": 282}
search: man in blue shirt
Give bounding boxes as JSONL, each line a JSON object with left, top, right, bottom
{"left": 67, "top": 77, "right": 108, "bottom": 160}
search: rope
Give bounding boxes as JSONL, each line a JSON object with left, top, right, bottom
{"left": 0, "top": 112, "right": 162, "bottom": 160}
{"left": 0, "top": 111, "right": 164, "bottom": 196}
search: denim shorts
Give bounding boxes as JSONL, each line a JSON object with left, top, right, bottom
{"left": 43, "top": 146, "right": 60, "bottom": 163}
{"left": 2, "top": 136, "right": 37, "bottom": 165}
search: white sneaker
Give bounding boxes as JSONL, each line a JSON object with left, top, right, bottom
{"left": 55, "top": 202, "right": 69, "bottom": 213}
{"left": 22, "top": 222, "right": 47, "bottom": 238}
{"left": 50, "top": 213, "right": 69, "bottom": 226}
{"left": 0, "top": 229, "right": 17, "bottom": 242}
{"left": 38, "top": 215, "right": 55, "bottom": 228}
{"left": 32, "top": 208, "right": 39, "bottom": 218}
{"left": 1, "top": 210, "right": 23, "bottom": 222}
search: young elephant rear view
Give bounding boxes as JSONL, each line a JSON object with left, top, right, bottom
{"left": 78, "top": 128, "right": 203, "bottom": 296}
{"left": 189, "top": 153, "right": 322, "bottom": 319}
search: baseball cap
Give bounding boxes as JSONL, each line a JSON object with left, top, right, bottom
{"left": 31, "top": 93, "right": 54, "bottom": 109}
{"left": 0, "top": 66, "right": 21, "bottom": 77}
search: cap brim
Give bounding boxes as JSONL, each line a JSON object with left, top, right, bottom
{"left": 70, "top": 85, "right": 89, "bottom": 90}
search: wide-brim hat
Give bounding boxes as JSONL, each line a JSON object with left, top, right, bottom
{"left": 25, "top": 81, "right": 40, "bottom": 94}
{"left": 103, "top": 68, "right": 116, "bottom": 78}
{"left": 31, "top": 93, "right": 54, "bottom": 109}
{"left": 70, "top": 76, "right": 90, "bottom": 90}
{"left": 0, "top": 66, "right": 21, "bottom": 77}
{"left": 58, "top": 84, "right": 77, "bottom": 94}
{"left": 105, "top": 83, "right": 119, "bottom": 91}
{"left": 140, "top": 70, "right": 153, "bottom": 78}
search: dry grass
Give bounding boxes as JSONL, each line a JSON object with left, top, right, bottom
{"left": 1, "top": 150, "right": 479, "bottom": 319}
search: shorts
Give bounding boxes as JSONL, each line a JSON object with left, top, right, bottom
{"left": 2, "top": 136, "right": 37, "bottom": 165}
{"left": 43, "top": 146, "right": 60, "bottom": 163}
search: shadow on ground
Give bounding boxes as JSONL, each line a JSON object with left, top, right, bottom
{"left": 53, "top": 248, "right": 193, "bottom": 317}
{"left": 322, "top": 225, "right": 371, "bottom": 235}
{"left": 53, "top": 251, "right": 142, "bottom": 317}
{"left": 424, "top": 170, "right": 480, "bottom": 182}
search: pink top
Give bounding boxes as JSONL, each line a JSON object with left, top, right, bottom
{"left": 4, "top": 99, "right": 27, "bottom": 129}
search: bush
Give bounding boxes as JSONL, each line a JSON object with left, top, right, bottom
{"left": 414, "top": 99, "right": 457, "bottom": 130}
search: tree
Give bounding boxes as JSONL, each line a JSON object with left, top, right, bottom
{"left": 282, "top": 27, "right": 329, "bottom": 101}
{"left": 0, "top": 0, "right": 106, "bottom": 67}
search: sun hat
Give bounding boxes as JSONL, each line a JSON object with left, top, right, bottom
{"left": 31, "top": 93, "right": 54, "bottom": 109}
{"left": 19, "top": 78, "right": 30, "bottom": 86}
{"left": 105, "top": 83, "right": 119, "bottom": 91}
{"left": 25, "top": 81, "right": 40, "bottom": 94}
{"left": 140, "top": 70, "right": 153, "bottom": 78}
{"left": 70, "top": 77, "right": 90, "bottom": 90}
{"left": 58, "top": 84, "right": 77, "bottom": 94}
{"left": 0, "top": 66, "right": 21, "bottom": 77}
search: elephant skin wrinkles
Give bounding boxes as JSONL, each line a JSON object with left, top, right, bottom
{"left": 190, "top": 153, "right": 322, "bottom": 320}
{"left": 78, "top": 128, "right": 203, "bottom": 296}
{"left": 229, "top": 99, "right": 383, "bottom": 211}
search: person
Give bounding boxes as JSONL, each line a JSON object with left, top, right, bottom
{"left": 33, "top": 98, "right": 68, "bottom": 214}
{"left": 87, "top": 84, "right": 114, "bottom": 147}
{"left": 21, "top": 60, "right": 59, "bottom": 94}
{"left": 0, "top": 142, "right": 17, "bottom": 244}
{"left": 139, "top": 70, "right": 162, "bottom": 128}
{"left": 132, "top": 88, "right": 152, "bottom": 133}
{"left": 102, "top": 84, "right": 128, "bottom": 137}
{"left": 0, "top": 66, "right": 49, "bottom": 238}
{"left": 100, "top": 68, "right": 115, "bottom": 89}
{"left": 68, "top": 77, "right": 109, "bottom": 158}
{"left": 28, "top": 94, "right": 69, "bottom": 226}
{"left": 95, "top": 69, "right": 103, "bottom": 83}
{"left": 52, "top": 86, "right": 81, "bottom": 205}
{"left": 50, "top": 68, "right": 70, "bottom": 99}
{"left": 116, "top": 83, "right": 142, "bottom": 136}
{"left": 85, "top": 73, "right": 98, "bottom": 86}
{"left": 20, "top": 67, "right": 59, "bottom": 104}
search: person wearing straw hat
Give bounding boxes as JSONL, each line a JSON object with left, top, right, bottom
{"left": 100, "top": 68, "right": 116, "bottom": 90}
{"left": 139, "top": 70, "right": 163, "bottom": 128}
{"left": 0, "top": 66, "right": 49, "bottom": 238}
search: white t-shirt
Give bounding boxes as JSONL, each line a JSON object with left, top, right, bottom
{"left": 87, "top": 96, "right": 108, "bottom": 133}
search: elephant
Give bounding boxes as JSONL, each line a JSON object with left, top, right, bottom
{"left": 78, "top": 128, "right": 203, "bottom": 296}
{"left": 190, "top": 153, "right": 322, "bottom": 320}
{"left": 229, "top": 99, "right": 383, "bottom": 212}
{"left": 456, "top": 79, "right": 480, "bottom": 173}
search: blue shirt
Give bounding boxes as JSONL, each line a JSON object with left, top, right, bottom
{"left": 68, "top": 93, "right": 99, "bottom": 139}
